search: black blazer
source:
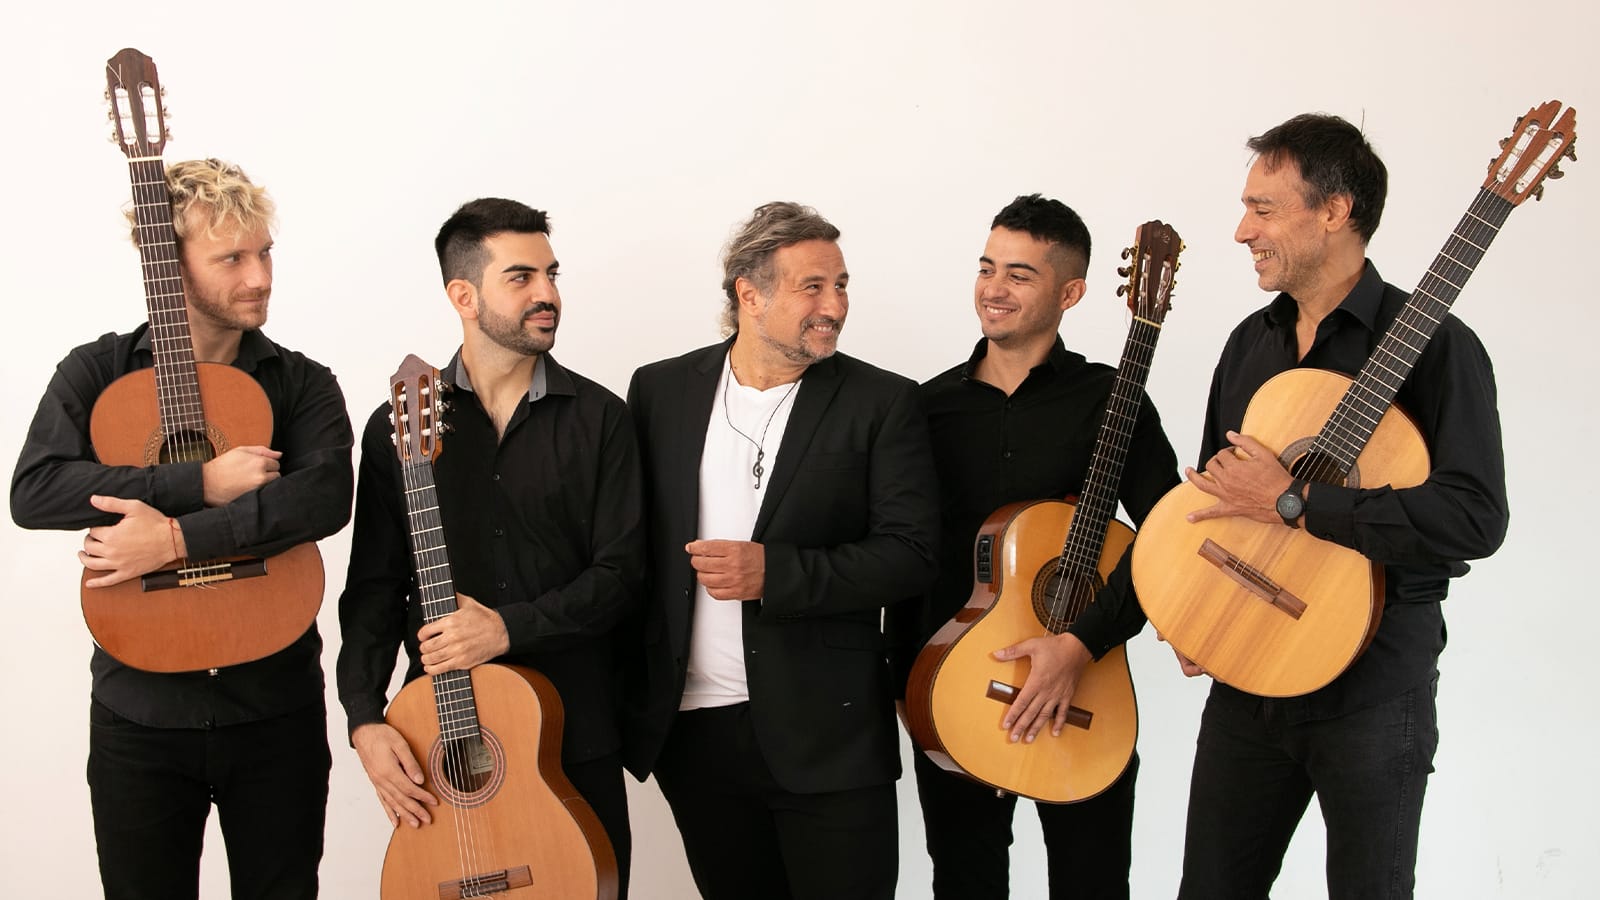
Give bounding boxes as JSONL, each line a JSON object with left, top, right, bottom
{"left": 622, "top": 340, "right": 939, "bottom": 793}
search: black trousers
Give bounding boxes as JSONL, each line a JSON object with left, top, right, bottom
{"left": 911, "top": 748, "right": 1138, "bottom": 899}
{"left": 654, "top": 702, "right": 898, "bottom": 900}
{"left": 86, "top": 699, "right": 330, "bottom": 900}
{"left": 565, "top": 752, "right": 633, "bottom": 900}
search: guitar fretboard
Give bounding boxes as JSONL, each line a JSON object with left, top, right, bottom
{"left": 400, "top": 459, "right": 481, "bottom": 741}
{"left": 1308, "top": 189, "right": 1515, "bottom": 478}
{"left": 127, "top": 157, "right": 206, "bottom": 438}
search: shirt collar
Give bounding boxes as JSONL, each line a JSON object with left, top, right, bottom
{"left": 445, "top": 350, "right": 574, "bottom": 403}
{"left": 960, "top": 335, "right": 1075, "bottom": 380}
{"left": 1264, "top": 259, "right": 1385, "bottom": 334}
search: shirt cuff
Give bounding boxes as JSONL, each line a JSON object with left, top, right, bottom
{"left": 1304, "top": 481, "right": 1358, "bottom": 548}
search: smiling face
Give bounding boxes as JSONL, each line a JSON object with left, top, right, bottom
{"left": 747, "top": 239, "right": 848, "bottom": 366}
{"left": 974, "top": 226, "right": 1082, "bottom": 349}
{"left": 468, "top": 231, "right": 561, "bottom": 356}
{"left": 1234, "top": 154, "right": 1339, "bottom": 298}
{"left": 179, "top": 212, "right": 273, "bottom": 334}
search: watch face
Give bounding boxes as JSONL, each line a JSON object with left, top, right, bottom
{"left": 1277, "top": 491, "right": 1303, "bottom": 519}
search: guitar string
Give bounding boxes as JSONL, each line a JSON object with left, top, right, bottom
{"left": 400, "top": 442, "right": 490, "bottom": 893}
{"left": 1043, "top": 313, "right": 1161, "bottom": 631}
{"left": 1296, "top": 187, "right": 1505, "bottom": 491}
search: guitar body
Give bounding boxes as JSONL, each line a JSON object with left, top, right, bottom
{"left": 80, "top": 363, "right": 324, "bottom": 673}
{"left": 381, "top": 664, "right": 618, "bottom": 900}
{"left": 1132, "top": 368, "right": 1430, "bottom": 697}
{"left": 906, "top": 499, "right": 1138, "bottom": 804}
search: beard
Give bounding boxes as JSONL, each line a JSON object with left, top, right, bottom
{"left": 185, "top": 283, "right": 270, "bottom": 332}
{"left": 476, "top": 299, "right": 557, "bottom": 356}
{"left": 758, "top": 313, "right": 842, "bottom": 365}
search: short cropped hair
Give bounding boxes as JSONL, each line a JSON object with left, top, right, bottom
{"left": 1247, "top": 113, "right": 1388, "bottom": 244}
{"left": 434, "top": 198, "right": 552, "bottom": 288}
{"left": 990, "top": 194, "right": 1091, "bottom": 280}
{"left": 719, "top": 202, "right": 840, "bottom": 336}
{"left": 129, "top": 158, "right": 274, "bottom": 247}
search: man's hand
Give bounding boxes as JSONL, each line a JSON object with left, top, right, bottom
{"left": 993, "top": 632, "right": 1093, "bottom": 743}
{"left": 352, "top": 722, "right": 438, "bottom": 828}
{"left": 80, "top": 495, "right": 182, "bottom": 588}
{"left": 202, "top": 445, "right": 283, "bottom": 507}
{"left": 686, "top": 539, "right": 765, "bottom": 601}
{"left": 1157, "top": 631, "right": 1208, "bottom": 678}
{"left": 418, "top": 594, "right": 509, "bottom": 675}
{"left": 1185, "top": 430, "right": 1295, "bottom": 525}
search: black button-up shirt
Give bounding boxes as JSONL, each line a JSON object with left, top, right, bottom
{"left": 1200, "top": 261, "right": 1509, "bottom": 718}
{"left": 10, "top": 325, "right": 354, "bottom": 728}
{"left": 888, "top": 337, "right": 1181, "bottom": 689}
{"left": 336, "top": 351, "right": 644, "bottom": 764}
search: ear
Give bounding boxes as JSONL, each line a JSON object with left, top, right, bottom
{"left": 1321, "top": 193, "right": 1354, "bottom": 235}
{"left": 735, "top": 276, "right": 765, "bottom": 315}
{"left": 1058, "top": 277, "right": 1088, "bottom": 312}
{"left": 446, "top": 279, "right": 478, "bottom": 321}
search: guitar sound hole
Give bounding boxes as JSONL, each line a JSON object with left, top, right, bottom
{"left": 439, "top": 736, "right": 496, "bottom": 794}
{"left": 159, "top": 429, "right": 216, "bottom": 465}
{"left": 1031, "top": 562, "right": 1101, "bottom": 631}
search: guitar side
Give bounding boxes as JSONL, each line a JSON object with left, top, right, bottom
{"left": 1132, "top": 368, "right": 1429, "bottom": 696}
{"left": 906, "top": 500, "right": 1138, "bottom": 804}
{"left": 81, "top": 362, "right": 324, "bottom": 672}
{"left": 381, "top": 664, "right": 619, "bottom": 900}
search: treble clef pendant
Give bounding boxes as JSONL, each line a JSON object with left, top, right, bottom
{"left": 752, "top": 449, "right": 765, "bottom": 489}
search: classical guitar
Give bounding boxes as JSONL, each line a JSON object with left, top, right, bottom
{"left": 1132, "top": 101, "right": 1577, "bottom": 697}
{"left": 905, "top": 221, "right": 1183, "bottom": 803}
{"left": 380, "top": 355, "right": 617, "bottom": 900}
{"left": 80, "top": 48, "right": 322, "bottom": 673}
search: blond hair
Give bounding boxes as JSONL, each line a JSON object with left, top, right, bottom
{"left": 127, "top": 158, "right": 276, "bottom": 246}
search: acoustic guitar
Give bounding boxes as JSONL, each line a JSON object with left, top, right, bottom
{"left": 81, "top": 48, "right": 322, "bottom": 673}
{"left": 1132, "top": 102, "right": 1577, "bottom": 697}
{"left": 905, "top": 221, "right": 1183, "bottom": 803}
{"left": 380, "top": 354, "right": 617, "bottom": 900}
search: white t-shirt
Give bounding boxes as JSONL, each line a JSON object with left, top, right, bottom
{"left": 679, "top": 353, "right": 801, "bottom": 711}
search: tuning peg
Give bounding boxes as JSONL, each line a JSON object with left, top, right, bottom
{"left": 1116, "top": 265, "right": 1130, "bottom": 278}
{"left": 1120, "top": 245, "right": 1134, "bottom": 260}
{"left": 439, "top": 422, "right": 455, "bottom": 435}
{"left": 1565, "top": 140, "right": 1578, "bottom": 162}
{"left": 437, "top": 380, "right": 456, "bottom": 395}
{"left": 1548, "top": 165, "right": 1565, "bottom": 180}
{"left": 1115, "top": 284, "right": 1129, "bottom": 297}
{"left": 440, "top": 400, "right": 455, "bottom": 414}
{"left": 1532, "top": 183, "right": 1546, "bottom": 202}
{"left": 1499, "top": 137, "right": 1510, "bottom": 150}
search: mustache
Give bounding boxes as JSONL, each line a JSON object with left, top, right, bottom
{"left": 803, "top": 316, "right": 842, "bottom": 329}
{"left": 523, "top": 302, "right": 559, "bottom": 318}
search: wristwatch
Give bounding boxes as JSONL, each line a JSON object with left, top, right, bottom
{"left": 1276, "top": 477, "right": 1307, "bottom": 529}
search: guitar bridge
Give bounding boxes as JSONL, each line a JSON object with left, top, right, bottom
{"left": 1196, "top": 539, "right": 1307, "bottom": 619}
{"left": 437, "top": 865, "right": 531, "bottom": 899}
{"left": 140, "top": 558, "right": 269, "bottom": 592}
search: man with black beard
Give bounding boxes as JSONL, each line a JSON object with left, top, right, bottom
{"left": 338, "top": 197, "right": 645, "bottom": 896}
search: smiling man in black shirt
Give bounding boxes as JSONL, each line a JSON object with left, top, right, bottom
{"left": 336, "top": 198, "right": 644, "bottom": 897}
{"left": 1169, "top": 114, "right": 1509, "bottom": 899}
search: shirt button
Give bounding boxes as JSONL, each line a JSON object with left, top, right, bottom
{"left": 492, "top": 473, "right": 501, "bottom": 481}
{"left": 493, "top": 528, "right": 504, "bottom": 537}
{"left": 208, "top": 668, "right": 219, "bottom": 677}
{"left": 498, "top": 581, "right": 508, "bottom": 590}
{"left": 1002, "top": 450, "right": 1013, "bottom": 459}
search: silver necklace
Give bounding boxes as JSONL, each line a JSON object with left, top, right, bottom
{"left": 722, "top": 371, "right": 800, "bottom": 489}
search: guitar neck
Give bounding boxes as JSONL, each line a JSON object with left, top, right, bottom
{"left": 1062, "top": 315, "right": 1164, "bottom": 571}
{"left": 1310, "top": 189, "right": 1515, "bottom": 476}
{"left": 127, "top": 156, "right": 205, "bottom": 436}
{"left": 400, "top": 459, "right": 481, "bottom": 741}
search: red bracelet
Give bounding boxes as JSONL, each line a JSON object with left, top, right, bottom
{"left": 167, "top": 517, "right": 182, "bottom": 561}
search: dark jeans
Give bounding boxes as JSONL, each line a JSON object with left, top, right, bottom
{"left": 653, "top": 702, "right": 898, "bottom": 900}
{"left": 565, "top": 752, "right": 633, "bottom": 900}
{"left": 87, "top": 699, "right": 331, "bottom": 900}
{"left": 1178, "top": 677, "right": 1440, "bottom": 900}
{"left": 912, "top": 749, "right": 1137, "bottom": 899}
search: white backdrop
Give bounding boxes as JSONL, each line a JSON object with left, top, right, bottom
{"left": 2, "top": 2, "right": 1595, "bottom": 897}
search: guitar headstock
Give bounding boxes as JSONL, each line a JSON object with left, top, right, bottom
{"left": 1116, "top": 220, "right": 1183, "bottom": 325}
{"left": 1485, "top": 101, "right": 1578, "bottom": 204}
{"left": 390, "top": 354, "right": 450, "bottom": 467}
{"left": 106, "top": 48, "right": 168, "bottom": 158}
